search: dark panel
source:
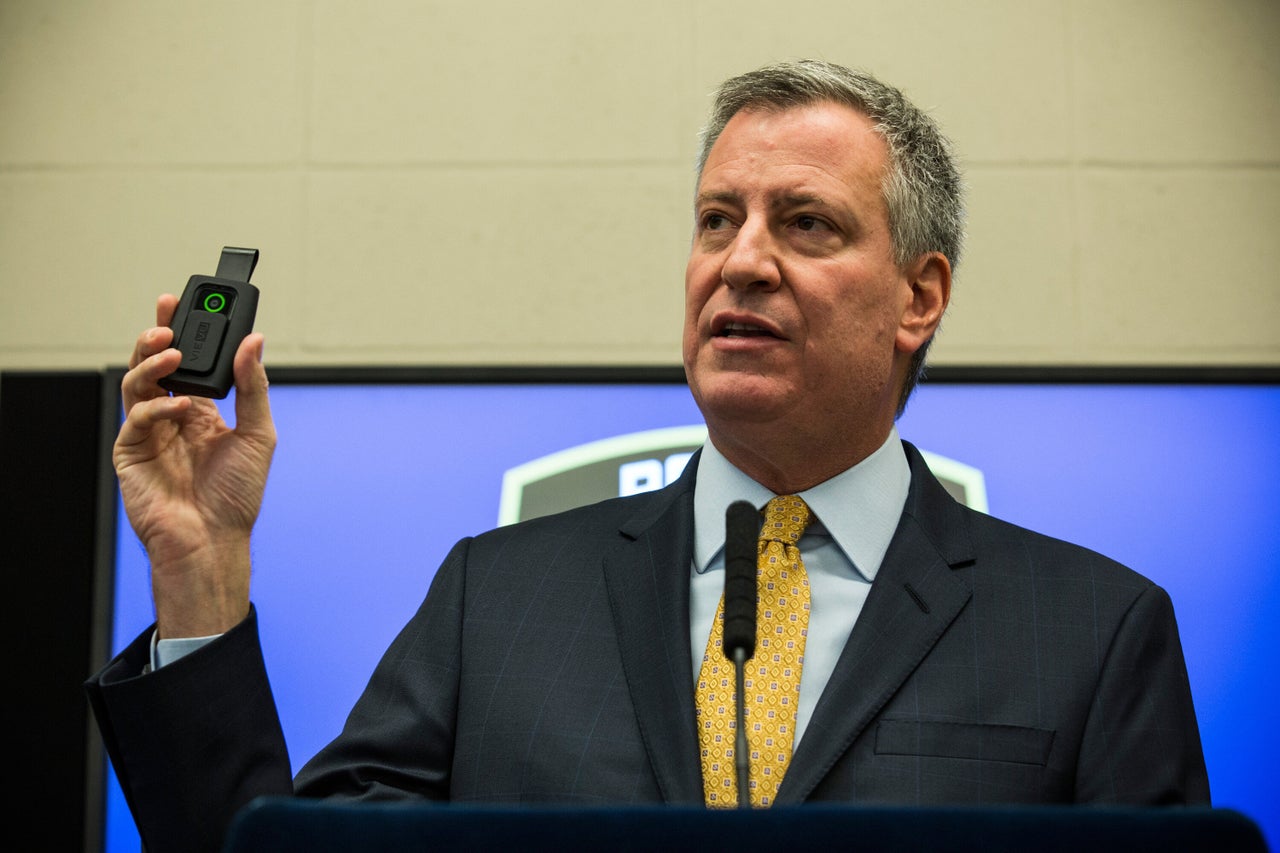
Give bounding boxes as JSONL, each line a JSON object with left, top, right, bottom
{"left": 1, "top": 371, "right": 110, "bottom": 852}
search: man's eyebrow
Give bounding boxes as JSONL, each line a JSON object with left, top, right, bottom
{"left": 694, "top": 191, "right": 841, "bottom": 209}
{"left": 694, "top": 190, "right": 740, "bottom": 208}
{"left": 693, "top": 190, "right": 860, "bottom": 228}
{"left": 773, "top": 193, "right": 840, "bottom": 212}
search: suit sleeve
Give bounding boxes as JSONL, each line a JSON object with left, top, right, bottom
{"left": 1074, "top": 583, "right": 1211, "bottom": 804}
{"left": 84, "top": 606, "right": 293, "bottom": 853}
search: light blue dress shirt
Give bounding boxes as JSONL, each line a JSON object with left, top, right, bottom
{"left": 689, "top": 427, "right": 911, "bottom": 745}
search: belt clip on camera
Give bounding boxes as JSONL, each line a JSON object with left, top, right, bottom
{"left": 159, "top": 246, "right": 261, "bottom": 399}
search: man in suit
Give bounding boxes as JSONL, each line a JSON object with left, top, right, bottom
{"left": 88, "top": 60, "right": 1209, "bottom": 853}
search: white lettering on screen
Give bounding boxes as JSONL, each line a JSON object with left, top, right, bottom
{"left": 618, "top": 452, "right": 695, "bottom": 497}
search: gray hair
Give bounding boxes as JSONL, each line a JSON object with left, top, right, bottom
{"left": 697, "top": 60, "right": 965, "bottom": 415}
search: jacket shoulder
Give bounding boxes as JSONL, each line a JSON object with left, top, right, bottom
{"left": 901, "top": 441, "right": 1155, "bottom": 595}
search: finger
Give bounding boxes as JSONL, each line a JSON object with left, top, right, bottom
{"left": 115, "top": 394, "right": 192, "bottom": 458}
{"left": 128, "top": 296, "right": 179, "bottom": 370}
{"left": 121, "top": 348, "right": 183, "bottom": 412}
{"left": 155, "top": 293, "right": 179, "bottom": 328}
{"left": 128, "top": 324, "right": 177, "bottom": 370}
{"left": 232, "top": 333, "right": 276, "bottom": 446}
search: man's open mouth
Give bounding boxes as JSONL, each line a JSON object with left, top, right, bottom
{"left": 716, "top": 321, "right": 779, "bottom": 339}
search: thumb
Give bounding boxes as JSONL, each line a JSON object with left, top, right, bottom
{"left": 232, "top": 333, "right": 275, "bottom": 442}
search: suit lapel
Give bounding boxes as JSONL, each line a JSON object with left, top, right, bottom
{"left": 777, "top": 442, "right": 976, "bottom": 803}
{"left": 601, "top": 456, "right": 704, "bottom": 804}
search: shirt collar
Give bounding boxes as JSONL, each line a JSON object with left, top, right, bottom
{"left": 692, "top": 426, "right": 911, "bottom": 582}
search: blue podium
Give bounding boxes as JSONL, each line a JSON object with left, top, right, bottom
{"left": 226, "top": 799, "right": 1268, "bottom": 852}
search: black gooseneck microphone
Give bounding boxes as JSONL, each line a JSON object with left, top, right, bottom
{"left": 723, "top": 500, "right": 760, "bottom": 809}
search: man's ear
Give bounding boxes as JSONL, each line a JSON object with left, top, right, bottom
{"left": 896, "top": 251, "right": 952, "bottom": 354}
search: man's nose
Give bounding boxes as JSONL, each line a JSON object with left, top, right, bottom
{"left": 720, "top": 220, "right": 782, "bottom": 292}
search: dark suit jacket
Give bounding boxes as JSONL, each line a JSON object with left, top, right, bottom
{"left": 87, "top": 442, "right": 1209, "bottom": 853}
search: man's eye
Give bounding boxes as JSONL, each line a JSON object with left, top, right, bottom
{"left": 702, "top": 213, "right": 729, "bottom": 230}
{"left": 795, "top": 215, "right": 827, "bottom": 232}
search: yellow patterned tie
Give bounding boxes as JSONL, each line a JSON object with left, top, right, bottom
{"left": 696, "top": 494, "right": 812, "bottom": 807}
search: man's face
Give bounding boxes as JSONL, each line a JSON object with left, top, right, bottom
{"left": 683, "top": 101, "right": 933, "bottom": 476}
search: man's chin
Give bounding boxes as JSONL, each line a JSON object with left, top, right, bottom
{"left": 689, "top": 374, "right": 793, "bottom": 426}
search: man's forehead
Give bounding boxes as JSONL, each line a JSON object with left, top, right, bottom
{"left": 716, "top": 101, "right": 879, "bottom": 148}
{"left": 696, "top": 103, "right": 889, "bottom": 208}
{"left": 694, "top": 186, "right": 847, "bottom": 212}
{"left": 706, "top": 103, "right": 884, "bottom": 167}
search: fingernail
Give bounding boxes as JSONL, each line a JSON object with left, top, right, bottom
{"left": 256, "top": 338, "right": 265, "bottom": 362}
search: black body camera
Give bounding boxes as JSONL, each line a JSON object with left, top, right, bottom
{"left": 159, "top": 247, "right": 260, "bottom": 399}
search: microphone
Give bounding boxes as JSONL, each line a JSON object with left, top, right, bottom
{"left": 723, "top": 500, "right": 759, "bottom": 808}
{"left": 723, "top": 501, "right": 759, "bottom": 658}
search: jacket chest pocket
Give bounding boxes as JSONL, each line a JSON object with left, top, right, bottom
{"left": 875, "top": 720, "right": 1055, "bottom": 766}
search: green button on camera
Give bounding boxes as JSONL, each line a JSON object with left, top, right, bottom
{"left": 203, "top": 292, "right": 228, "bottom": 313}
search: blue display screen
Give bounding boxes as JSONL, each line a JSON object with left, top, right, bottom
{"left": 104, "top": 379, "right": 1280, "bottom": 850}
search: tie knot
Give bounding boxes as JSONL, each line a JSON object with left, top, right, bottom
{"left": 761, "top": 495, "right": 811, "bottom": 545}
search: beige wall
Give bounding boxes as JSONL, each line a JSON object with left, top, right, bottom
{"left": 2, "top": 0, "right": 1277, "bottom": 372}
